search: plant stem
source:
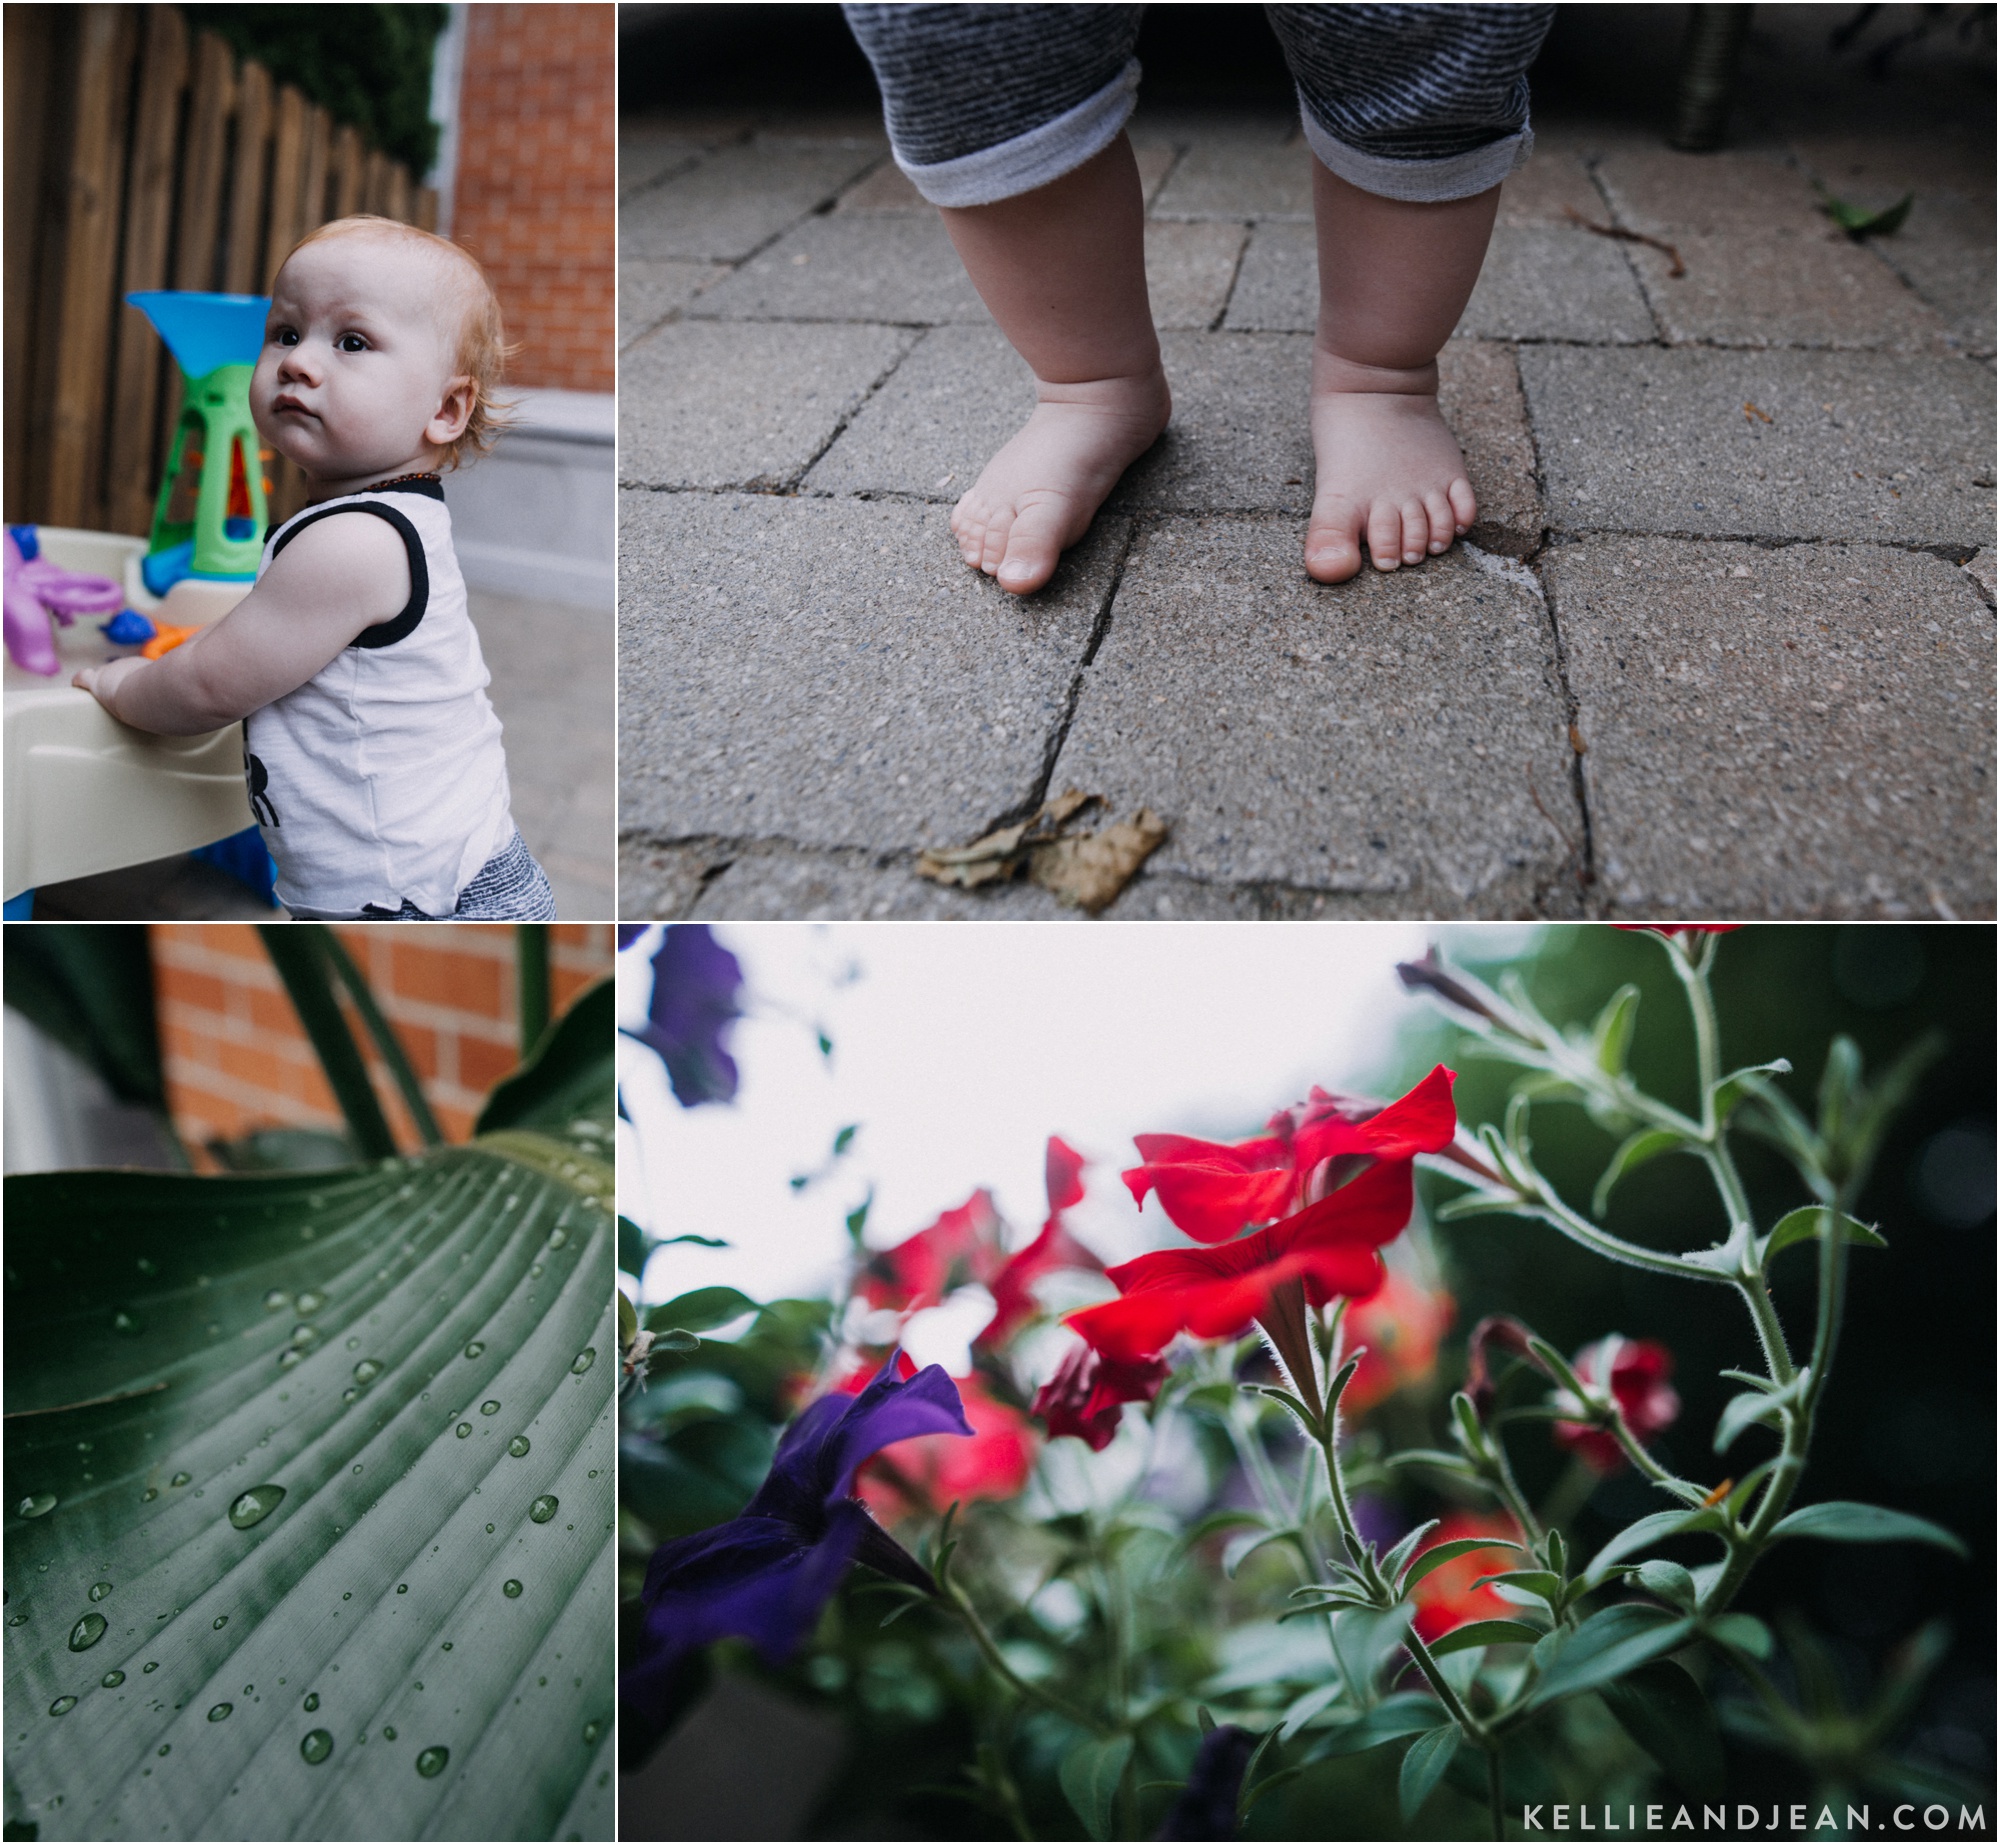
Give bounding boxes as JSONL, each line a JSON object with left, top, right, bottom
{"left": 518, "top": 924, "right": 551, "bottom": 1056}
{"left": 1487, "top": 1746, "right": 1506, "bottom": 1841}
{"left": 943, "top": 1577, "right": 1109, "bottom": 1738}
{"left": 1402, "top": 1624, "right": 1485, "bottom": 1740}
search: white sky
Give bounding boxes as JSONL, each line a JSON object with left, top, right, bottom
{"left": 618, "top": 924, "right": 1539, "bottom": 1323}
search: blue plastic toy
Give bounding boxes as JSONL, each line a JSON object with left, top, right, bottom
{"left": 101, "top": 609, "right": 157, "bottom": 646}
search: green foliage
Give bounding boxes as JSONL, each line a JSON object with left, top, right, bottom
{"left": 3, "top": 924, "right": 166, "bottom": 1109}
{"left": 181, "top": 5, "right": 448, "bottom": 174}
{"left": 3, "top": 971, "right": 615, "bottom": 1840}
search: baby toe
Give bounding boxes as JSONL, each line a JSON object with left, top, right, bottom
{"left": 1367, "top": 501, "right": 1404, "bottom": 572}
{"left": 1304, "top": 500, "right": 1364, "bottom": 584}
{"left": 995, "top": 499, "right": 1066, "bottom": 595}
{"left": 1399, "top": 499, "right": 1428, "bottom": 565}
{"left": 1448, "top": 476, "right": 1478, "bottom": 534}
{"left": 1422, "top": 490, "right": 1455, "bottom": 554}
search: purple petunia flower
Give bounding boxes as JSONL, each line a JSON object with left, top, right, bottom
{"left": 624, "top": 924, "right": 744, "bottom": 1107}
{"left": 621, "top": 1358, "right": 972, "bottom": 1734}
{"left": 1157, "top": 1724, "right": 1257, "bottom": 1840}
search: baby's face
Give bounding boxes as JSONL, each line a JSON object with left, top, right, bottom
{"left": 252, "top": 236, "right": 469, "bottom": 484}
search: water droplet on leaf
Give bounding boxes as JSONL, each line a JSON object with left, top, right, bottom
{"left": 415, "top": 1745, "right": 449, "bottom": 1778}
{"left": 455, "top": 1423, "right": 471, "bottom": 1439}
{"left": 502, "top": 1579, "right": 522, "bottom": 1599}
{"left": 264, "top": 1290, "right": 289, "bottom": 1312}
{"left": 507, "top": 1436, "right": 530, "bottom": 1457}
{"left": 463, "top": 1341, "right": 485, "bottom": 1359}
{"left": 18, "top": 1492, "right": 57, "bottom": 1518}
{"left": 303, "top": 1692, "right": 319, "bottom": 1711}
{"left": 113, "top": 1311, "right": 141, "bottom": 1335}
{"left": 570, "top": 1348, "right": 595, "bottom": 1375}
{"left": 142, "top": 1487, "right": 158, "bottom": 1502}
{"left": 301, "top": 1728, "right": 333, "bottom": 1764}
{"left": 101, "top": 1670, "right": 125, "bottom": 1687}
{"left": 296, "top": 1291, "right": 325, "bottom": 1314}
{"left": 170, "top": 1472, "right": 191, "bottom": 1488}
{"left": 88, "top": 1582, "right": 111, "bottom": 1601}
{"left": 208, "top": 1703, "right": 232, "bottom": 1722}
{"left": 68, "top": 1614, "right": 106, "bottom": 1651}
{"left": 582, "top": 1718, "right": 603, "bottom": 1745}
{"left": 229, "top": 1485, "right": 285, "bottom": 1529}
{"left": 352, "top": 1359, "right": 381, "bottom": 1385}
{"left": 529, "top": 1495, "right": 559, "bottom": 1523}
{"left": 383, "top": 1724, "right": 397, "bottom": 1740}
{"left": 548, "top": 1229, "right": 567, "bottom": 1249}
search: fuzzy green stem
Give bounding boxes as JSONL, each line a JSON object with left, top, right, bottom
{"left": 944, "top": 1577, "right": 1109, "bottom": 1738}
{"left": 1487, "top": 1746, "right": 1506, "bottom": 1841}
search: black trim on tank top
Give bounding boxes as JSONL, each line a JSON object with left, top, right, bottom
{"left": 371, "top": 477, "right": 445, "bottom": 500}
{"left": 267, "top": 498, "right": 430, "bottom": 648}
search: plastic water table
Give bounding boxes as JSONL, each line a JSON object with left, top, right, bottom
{"left": 4, "top": 526, "right": 255, "bottom": 906}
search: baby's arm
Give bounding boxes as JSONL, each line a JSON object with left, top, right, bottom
{"left": 73, "top": 512, "right": 413, "bottom": 735}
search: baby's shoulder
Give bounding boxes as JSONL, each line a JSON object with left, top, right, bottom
{"left": 262, "top": 503, "right": 417, "bottom": 614}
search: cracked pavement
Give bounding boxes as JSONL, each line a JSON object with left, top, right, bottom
{"left": 617, "top": 17, "right": 1994, "bottom": 921}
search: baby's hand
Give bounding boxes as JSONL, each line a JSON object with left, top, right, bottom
{"left": 72, "top": 656, "right": 150, "bottom": 716}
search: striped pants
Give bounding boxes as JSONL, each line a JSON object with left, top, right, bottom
{"left": 844, "top": 4, "right": 1557, "bottom": 206}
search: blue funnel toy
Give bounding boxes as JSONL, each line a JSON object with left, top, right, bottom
{"left": 128, "top": 291, "right": 271, "bottom": 595}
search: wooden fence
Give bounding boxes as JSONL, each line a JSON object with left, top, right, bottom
{"left": 3, "top": 4, "right": 437, "bottom": 538}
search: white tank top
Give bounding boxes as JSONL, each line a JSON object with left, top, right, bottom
{"left": 244, "top": 480, "right": 513, "bottom": 916}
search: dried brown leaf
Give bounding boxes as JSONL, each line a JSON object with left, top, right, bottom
{"left": 1029, "top": 809, "right": 1168, "bottom": 915}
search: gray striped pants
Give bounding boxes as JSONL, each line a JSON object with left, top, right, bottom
{"left": 844, "top": 4, "right": 1557, "bottom": 206}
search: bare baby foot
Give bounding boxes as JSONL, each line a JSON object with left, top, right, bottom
{"left": 951, "top": 367, "right": 1171, "bottom": 596}
{"left": 1304, "top": 351, "right": 1477, "bottom": 585}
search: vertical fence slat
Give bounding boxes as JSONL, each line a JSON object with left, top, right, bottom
{"left": 3, "top": 6, "right": 62, "bottom": 519}
{"left": 362, "top": 148, "right": 391, "bottom": 217}
{"left": 414, "top": 186, "right": 440, "bottom": 234}
{"left": 46, "top": 3, "right": 138, "bottom": 531}
{"left": 331, "top": 123, "right": 364, "bottom": 219}
{"left": 263, "top": 81, "right": 305, "bottom": 287}
{"left": 223, "top": 56, "right": 271, "bottom": 294}
{"left": 385, "top": 161, "right": 412, "bottom": 226}
{"left": 299, "top": 102, "right": 331, "bottom": 233}
{"left": 172, "top": 29, "right": 234, "bottom": 290}
{"left": 108, "top": 3, "right": 189, "bottom": 537}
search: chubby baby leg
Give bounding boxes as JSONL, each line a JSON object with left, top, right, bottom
{"left": 939, "top": 136, "right": 1169, "bottom": 596}
{"left": 1305, "top": 164, "right": 1499, "bottom": 584}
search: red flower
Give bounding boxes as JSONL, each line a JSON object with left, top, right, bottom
{"left": 1409, "top": 1511, "right": 1524, "bottom": 1643}
{"left": 1068, "top": 1158, "right": 1416, "bottom": 1365}
{"left": 977, "top": 1137, "right": 1104, "bottom": 1348}
{"left": 1342, "top": 1271, "right": 1455, "bottom": 1415}
{"left": 1121, "top": 1066, "right": 1457, "bottom": 1245}
{"left": 856, "top": 1190, "right": 1005, "bottom": 1315}
{"left": 857, "top": 1372, "right": 1037, "bottom": 1521}
{"left": 1552, "top": 1335, "right": 1680, "bottom": 1474}
{"left": 1612, "top": 925, "right": 1742, "bottom": 935}
{"left": 1031, "top": 1341, "right": 1169, "bottom": 1451}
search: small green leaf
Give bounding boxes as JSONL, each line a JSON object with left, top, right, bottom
{"left": 1223, "top": 1526, "right": 1296, "bottom": 1580}
{"left": 1593, "top": 1127, "right": 1686, "bottom": 1216}
{"left": 1426, "top": 1619, "right": 1543, "bottom": 1655}
{"left": 617, "top": 1289, "right": 638, "bottom": 1347}
{"left": 1769, "top": 1501, "right": 1967, "bottom": 1558}
{"left": 1760, "top": 1205, "right": 1888, "bottom": 1265}
{"left": 1705, "top": 1612, "right": 1772, "bottom": 1659}
{"left": 1527, "top": 1605, "right": 1695, "bottom": 1710}
{"left": 1632, "top": 1559, "right": 1698, "bottom": 1611}
{"left": 1472, "top": 1570, "right": 1564, "bottom": 1611}
{"left": 618, "top": 1214, "right": 651, "bottom": 1278}
{"left": 1397, "top": 1724, "right": 1461, "bottom": 1822}
{"left": 1710, "top": 1058, "right": 1793, "bottom": 1123}
{"left": 831, "top": 1123, "right": 858, "bottom": 1157}
{"left": 1713, "top": 1388, "right": 1786, "bottom": 1455}
{"left": 655, "top": 1328, "right": 699, "bottom": 1355}
{"left": 1819, "top": 188, "right": 1914, "bottom": 237}
{"left": 1380, "top": 1518, "right": 1442, "bottom": 1587}
{"left": 1591, "top": 984, "right": 1643, "bottom": 1077}
{"left": 646, "top": 1285, "right": 759, "bottom": 1335}
{"left": 1277, "top": 1681, "right": 1347, "bottom": 1741}
{"left": 1315, "top": 1692, "right": 1445, "bottom": 1759}
{"left": 1400, "top": 1535, "right": 1522, "bottom": 1593}
{"left": 1583, "top": 1508, "right": 1723, "bottom": 1588}
{"left": 1059, "top": 1735, "right": 1134, "bottom": 1843}
{"left": 1601, "top": 1658, "right": 1725, "bottom": 1797}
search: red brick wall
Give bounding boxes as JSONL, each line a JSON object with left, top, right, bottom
{"left": 451, "top": 3, "right": 615, "bottom": 395}
{"left": 154, "top": 924, "right": 612, "bottom": 1160}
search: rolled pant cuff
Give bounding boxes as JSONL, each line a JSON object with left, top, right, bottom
{"left": 1298, "top": 99, "right": 1532, "bottom": 202}
{"left": 896, "top": 59, "right": 1140, "bottom": 208}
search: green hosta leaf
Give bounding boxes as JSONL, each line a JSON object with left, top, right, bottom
{"left": 1397, "top": 1723, "right": 1461, "bottom": 1821}
{"left": 1400, "top": 1536, "right": 1521, "bottom": 1594}
{"left": 1759, "top": 1206, "right": 1888, "bottom": 1266}
{"left": 1526, "top": 1605, "right": 1695, "bottom": 1710}
{"left": 1600, "top": 1659, "right": 1725, "bottom": 1797}
{"left": 646, "top": 1287, "right": 760, "bottom": 1336}
{"left": 1769, "top": 1501, "right": 1968, "bottom": 1558}
{"left": 1592, "top": 1128, "right": 1687, "bottom": 1217}
{"left": 1426, "top": 1619, "right": 1544, "bottom": 1655}
{"left": 476, "top": 978, "right": 615, "bottom": 1157}
{"left": 5, "top": 1016, "right": 616, "bottom": 1839}
{"left": 1059, "top": 1734, "right": 1133, "bottom": 1842}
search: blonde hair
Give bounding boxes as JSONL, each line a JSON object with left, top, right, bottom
{"left": 284, "top": 215, "right": 518, "bottom": 468}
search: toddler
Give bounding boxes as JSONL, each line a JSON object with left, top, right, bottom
{"left": 844, "top": 3, "right": 1557, "bottom": 593}
{"left": 74, "top": 215, "right": 556, "bottom": 920}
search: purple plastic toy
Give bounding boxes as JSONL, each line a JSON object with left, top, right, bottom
{"left": 4, "top": 527, "right": 127, "bottom": 676}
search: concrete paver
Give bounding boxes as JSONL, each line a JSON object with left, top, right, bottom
{"left": 1048, "top": 523, "right": 1579, "bottom": 910}
{"left": 1146, "top": 221, "right": 1249, "bottom": 331}
{"left": 1520, "top": 345, "right": 1995, "bottom": 547}
{"left": 475, "top": 591, "right": 615, "bottom": 922}
{"left": 1437, "top": 341, "right": 1544, "bottom": 559}
{"left": 619, "top": 492, "right": 1125, "bottom": 852}
{"left": 1150, "top": 129, "right": 1311, "bottom": 221}
{"left": 1550, "top": 538, "right": 1994, "bottom": 917}
{"left": 619, "top": 260, "right": 728, "bottom": 349}
{"left": 620, "top": 319, "right": 913, "bottom": 490}
{"left": 688, "top": 212, "right": 988, "bottom": 324}
{"left": 620, "top": 141, "right": 884, "bottom": 263}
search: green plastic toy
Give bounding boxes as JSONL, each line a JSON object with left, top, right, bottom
{"left": 126, "top": 291, "right": 271, "bottom": 596}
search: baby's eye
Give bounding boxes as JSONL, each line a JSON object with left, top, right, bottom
{"left": 336, "top": 333, "right": 370, "bottom": 354}
{"left": 273, "top": 328, "right": 300, "bottom": 347}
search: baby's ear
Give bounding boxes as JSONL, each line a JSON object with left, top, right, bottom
{"left": 426, "top": 375, "right": 478, "bottom": 448}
